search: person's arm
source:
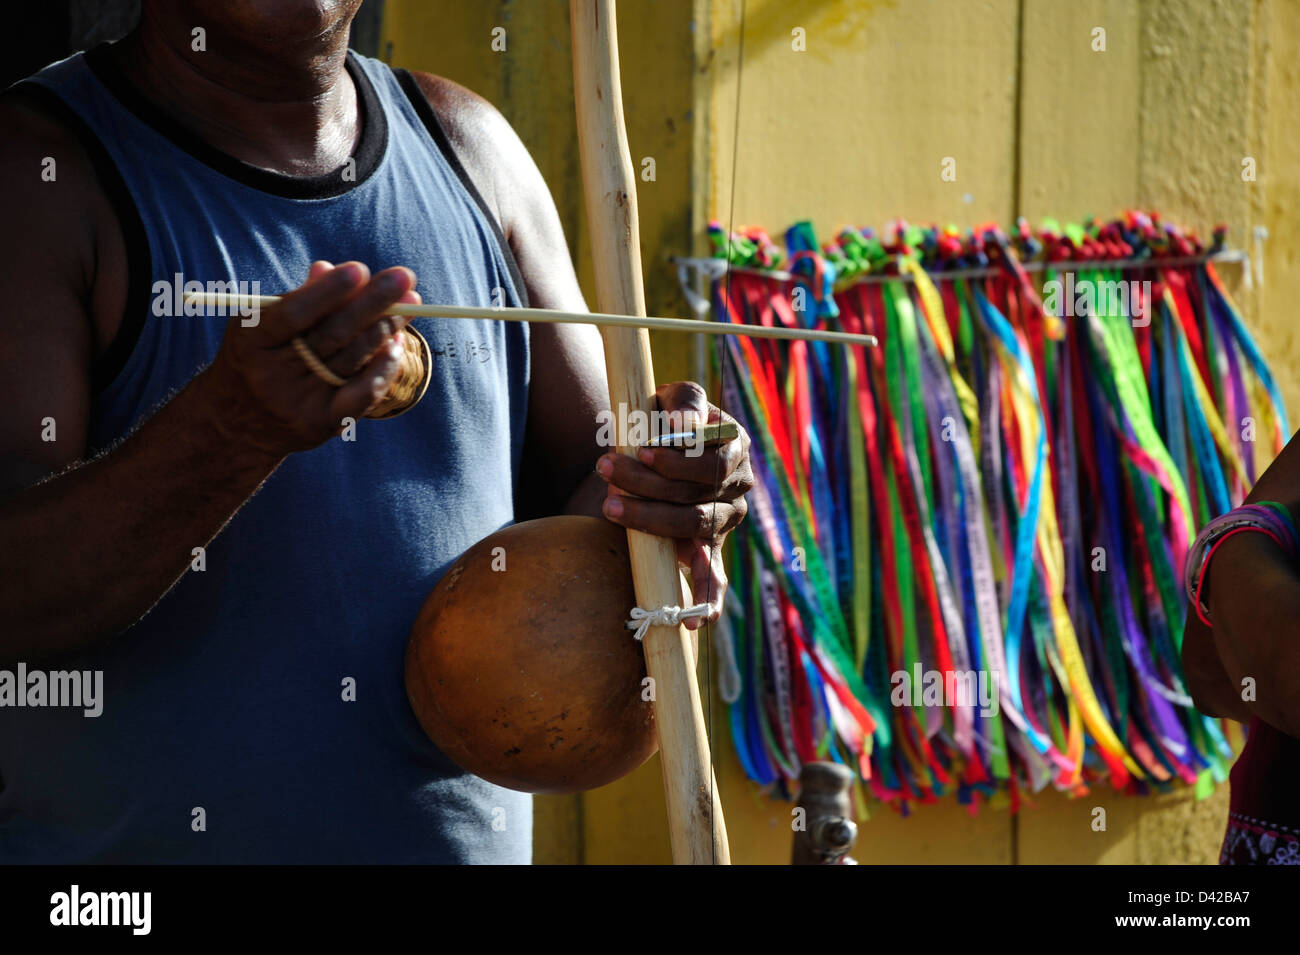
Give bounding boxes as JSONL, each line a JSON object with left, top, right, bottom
{"left": 0, "top": 97, "right": 420, "bottom": 661}
{"left": 1200, "top": 530, "right": 1300, "bottom": 739}
{"left": 411, "top": 73, "right": 754, "bottom": 622}
{"left": 1181, "top": 607, "right": 1252, "bottom": 722}
{"left": 1180, "top": 432, "right": 1300, "bottom": 739}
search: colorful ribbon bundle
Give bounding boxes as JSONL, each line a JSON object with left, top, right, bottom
{"left": 707, "top": 212, "right": 1289, "bottom": 814}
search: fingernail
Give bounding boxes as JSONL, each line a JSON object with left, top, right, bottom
{"left": 335, "top": 263, "right": 364, "bottom": 286}
{"left": 376, "top": 271, "right": 404, "bottom": 294}
{"left": 638, "top": 448, "right": 655, "bottom": 464}
{"left": 596, "top": 456, "right": 614, "bottom": 478}
{"left": 605, "top": 497, "right": 623, "bottom": 517}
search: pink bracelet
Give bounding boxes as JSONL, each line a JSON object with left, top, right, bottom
{"left": 1193, "top": 525, "right": 1289, "bottom": 627}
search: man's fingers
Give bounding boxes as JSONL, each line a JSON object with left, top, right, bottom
{"left": 655, "top": 380, "right": 710, "bottom": 422}
{"left": 697, "top": 549, "right": 727, "bottom": 625}
{"left": 680, "top": 540, "right": 726, "bottom": 630}
{"left": 670, "top": 539, "right": 727, "bottom": 631}
{"left": 631, "top": 439, "right": 743, "bottom": 484}
{"left": 260, "top": 261, "right": 369, "bottom": 345}
{"left": 596, "top": 452, "right": 711, "bottom": 503}
{"left": 598, "top": 440, "right": 752, "bottom": 501}
{"left": 323, "top": 288, "right": 421, "bottom": 378}
{"left": 305, "top": 266, "right": 417, "bottom": 361}
{"left": 329, "top": 333, "right": 406, "bottom": 421}
{"left": 599, "top": 382, "right": 746, "bottom": 633}
{"left": 603, "top": 493, "right": 744, "bottom": 540}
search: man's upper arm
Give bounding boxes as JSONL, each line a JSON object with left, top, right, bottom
{"left": 0, "top": 94, "right": 107, "bottom": 492}
{"left": 409, "top": 72, "right": 608, "bottom": 511}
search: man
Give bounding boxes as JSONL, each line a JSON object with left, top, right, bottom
{"left": 0, "top": 0, "right": 752, "bottom": 863}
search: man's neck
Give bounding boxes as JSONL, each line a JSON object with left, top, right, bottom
{"left": 112, "top": 14, "right": 359, "bottom": 179}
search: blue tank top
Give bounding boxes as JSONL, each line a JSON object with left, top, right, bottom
{"left": 0, "top": 47, "right": 533, "bottom": 863}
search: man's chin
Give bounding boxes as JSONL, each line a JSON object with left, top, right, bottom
{"left": 177, "top": 0, "right": 363, "bottom": 48}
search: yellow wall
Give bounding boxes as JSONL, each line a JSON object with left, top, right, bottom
{"left": 380, "top": 0, "right": 1296, "bottom": 864}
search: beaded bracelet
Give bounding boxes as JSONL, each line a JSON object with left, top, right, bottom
{"left": 1185, "top": 502, "right": 1300, "bottom": 626}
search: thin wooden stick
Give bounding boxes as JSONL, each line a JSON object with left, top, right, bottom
{"left": 182, "top": 291, "right": 877, "bottom": 347}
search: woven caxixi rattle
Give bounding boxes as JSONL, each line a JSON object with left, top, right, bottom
{"left": 285, "top": 325, "right": 432, "bottom": 420}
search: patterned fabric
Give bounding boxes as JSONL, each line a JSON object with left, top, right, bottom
{"left": 1220, "top": 812, "right": 1300, "bottom": 865}
{"left": 1220, "top": 716, "right": 1300, "bottom": 866}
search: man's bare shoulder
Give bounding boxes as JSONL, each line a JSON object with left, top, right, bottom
{"left": 403, "top": 71, "right": 512, "bottom": 158}
{"left": 0, "top": 89, "right": 127, "bottom": 362}
{"left": 0, "top": 91, "right": 104, "bottom": 234}
{"left": 0, "top": 91, "right": 115, "bottom": 307}
{"left": 403, "top": 70, "right": 540, "bottom": 239}
{"left": 398, "top": 69, "right": 585, "bottom": 315}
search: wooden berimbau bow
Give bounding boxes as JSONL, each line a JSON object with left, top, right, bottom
{"left": 569, "top": 0, "right": 730, "bottom": 865}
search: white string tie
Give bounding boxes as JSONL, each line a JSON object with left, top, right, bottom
{"left": 626, "top": 603, "right": 713, "bottom": 642}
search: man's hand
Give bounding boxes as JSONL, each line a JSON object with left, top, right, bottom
{"left": 0, "top": 251, "right": 427, "bottom": 654}
{"left": 595, "top": 381, "right": 753, "bottom": 629}
{"left": 206, "top": 260, "right": 422, "bottom": 457}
